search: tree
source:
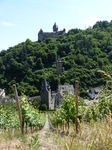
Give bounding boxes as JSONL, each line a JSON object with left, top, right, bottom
{"left": 30, "top": 97, "right": 40, "bottom": 110}
{"left": 36, "top": 57, "right": 44, "bottom": 69}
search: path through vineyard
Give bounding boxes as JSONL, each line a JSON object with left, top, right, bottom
{"left": 38, "top": 114, "right": 59, "bottom": 150}
{"left": 0, "top": 115, "right": 62, "bottom": 150}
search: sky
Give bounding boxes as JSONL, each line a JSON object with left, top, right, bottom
{"left": 0, "top": 0, "right": 112, "bottom": 51}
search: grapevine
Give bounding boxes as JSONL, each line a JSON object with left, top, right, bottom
{"left": 20, "top": 95, "right": 45, "bottom": 131}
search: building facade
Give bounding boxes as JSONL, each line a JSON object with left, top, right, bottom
{"left": 40, "top": 79, "right": 54, "bottom": 109}
{"left": 38, "top": 23, "right": 66, "bottom": 41}
{"left": 40, "top": 79, "right": 74, "bottom": 109}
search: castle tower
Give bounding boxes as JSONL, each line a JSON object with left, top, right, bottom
{"left": 56, "top": 55, "right": 62, "bottom": 75}
{"left": 40, "top": 79, "right": 51, "bottom": 109}
{"left": 53, "top": 22, "right": 58, "bottom": 32}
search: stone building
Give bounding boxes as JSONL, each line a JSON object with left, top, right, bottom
{"left": 40, "top": 79, "right": 74, "bottom": 109}
{"left": 0, "top": 89, "right": 13, "bottom": 104}
{"left": 39, "top": 55, "right": 74, "bottom": 110}
{"left": 55, "top": 85, "right": 74, "bottom": 107}
{"left": 0, "top": 89, "right": 5, "bottom": 98}
{"left": 38, "top": 23, "right": 66, "bottom": 41}
{"left": 40, "top": 79, "right": 54, "bottom": 109}
{"left": 56, "top": 55, "right": 62, "bottom": 75}
{"left": 58, "top": 85, "right": 74, "bottom": 96}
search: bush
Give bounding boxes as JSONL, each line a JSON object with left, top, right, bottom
{"left": 40, "top": 104, "right": 47, "bottom": 111}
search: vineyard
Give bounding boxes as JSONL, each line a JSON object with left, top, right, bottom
{"left": 0, "top": 90, "right": 112, "bottom": 149}
{"left": 20, "top": 95, "right": 45, "bottom": 133}
{"left": 0, "top": 71, "right": 112, "bottom": 149}
{"left": 0, "top": 101, "right": 19, "bottom": 130}
{"left": 49, "top": 91, "right": 112, "bottom": 130}
{"left": 0, "top": 95, "right": 46, "bottom": 133}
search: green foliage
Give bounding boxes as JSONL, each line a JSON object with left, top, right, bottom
{"left": 0, "top": 101, "right": 19, "bottom": 129}
{"left": 0, "top": 96, "right": 46, "bottom": 133}
{"left": 30, "top": 97, "right": 40, "bottom": 110}
{"left": 50, "top": 90, "right": 112, "bottom": 125}
{"left": 0, "top": 21, "right": 112, "bottom": 97}
{"left": 20, "top": 95, "right": 45, "bottom": 128}
{"left": 85, "top": 94, "right": 112, "bottom": 122}
{"left": 40, "top": 104, "right": 47, "bottom": 111}
{"left": 61, "top": 95, "right": 76, "bottom": 123}
{"left": 50, "top": 95, "right": 86, "bottom": 126}
{"left": 29, "top": 134, "right": 40, "bottom": 150}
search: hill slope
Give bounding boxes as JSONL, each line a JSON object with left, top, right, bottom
{"left": 0, "top": 21, "right": 112, "bottom": 97}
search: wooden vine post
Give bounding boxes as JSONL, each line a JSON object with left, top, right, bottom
{"left": 62, "top": 119, "right": 65, "bottom": 133}
{"left": 13, "top": 84, "right": 24, "bottom": 134}
{"left": 75, "top": 80, "right": 79, "bottom": 134}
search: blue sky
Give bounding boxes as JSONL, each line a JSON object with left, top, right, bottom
{"left": 0, "top": 0, "right": 112, "bottom": 51}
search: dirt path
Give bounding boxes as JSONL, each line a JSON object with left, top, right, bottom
{"left": 38, "top": 115, "right": 59, "bottom": 150}
{"left": 42, "top": 114, "right": 50, "bottom": 130}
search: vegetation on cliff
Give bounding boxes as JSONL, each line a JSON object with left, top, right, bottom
{"left": 0, "top": 21, "right": 112, "bottom": 97}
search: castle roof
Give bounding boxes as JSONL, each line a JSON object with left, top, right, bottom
{"left": 53, "top": 22, "right": 58, "bottom": 32}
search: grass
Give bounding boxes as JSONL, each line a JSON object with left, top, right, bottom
{"left": 0, "top": 129, "right": 28, "bottom": 149}
{"left": 49, "top": 118, "right": 112, "bottom": 150}
{"left": 62, "top": 118, "right": 112, "bottom": 150}
{"left": 0, "top": 116, "right": 112, "bottom": 150}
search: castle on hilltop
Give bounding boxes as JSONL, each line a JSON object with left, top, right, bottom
{"left": 38, "top": 23, "right": 66, "bottom": 41}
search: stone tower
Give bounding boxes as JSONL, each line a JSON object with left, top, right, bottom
{"left": 56, "top": 55, "right": 62, "bottom": 75}
{"left": 40, "top": 79, "right": 51, "bottom": 109}
{"left": 53, "top": 22, "right": 58, "bottom": 32}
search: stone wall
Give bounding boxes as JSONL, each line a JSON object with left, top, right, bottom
{"left": 38, "top": 29, "right": 66, "bottom": 41}
{"left": 49, "top": 94, "right": 54, "bottom": 110}
{"left": 40, "top": 89, "right": 53, "bottom": 109}
{"left": 41, "top": 91, "right": 50, "bottom": 108}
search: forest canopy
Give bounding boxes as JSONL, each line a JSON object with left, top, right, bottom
{"left": 0, "top": 20, "right": 112, "bottom": 97}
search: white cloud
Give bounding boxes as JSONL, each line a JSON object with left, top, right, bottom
{"left": 1, "top": 21, "right": 14, "bottom": 27}
{"left": 84, "top": 17, "right": 100, "bottom": 28}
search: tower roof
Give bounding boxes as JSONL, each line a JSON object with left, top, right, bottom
{"left": 53, "top": 22, "right": 58, "bottom": 32}
{"left": 41, "top": 79, "right": 50, "bottom": 91}
{"left": 57, "top": 55, "right": 61, "bottom": 62}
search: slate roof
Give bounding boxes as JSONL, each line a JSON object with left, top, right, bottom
{"left": 58, "top": 85, "right": 74, "bottom": 94}
{"left": 57, "top": 55, "right": 61, "bottom": 62}
{"left": 88, "top": 87, "right": 102, "bottom": 99}
{"left": 41, "top": 79, "right": 50, "bottom": 91}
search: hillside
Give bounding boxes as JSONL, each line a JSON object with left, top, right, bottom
{"left": 0, "top": 20, "right": 112, "bottom": 97}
